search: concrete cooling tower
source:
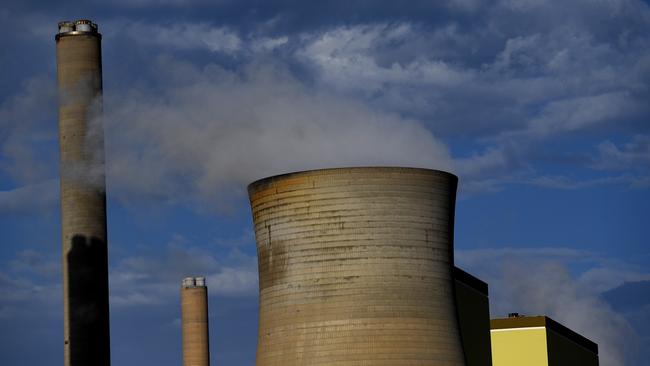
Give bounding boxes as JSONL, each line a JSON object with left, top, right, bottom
{"left": 56, "top": 20, "right": 110, "bottom": 366}
{"left": 248, "top": 167, "right": 466, "bottom": 366}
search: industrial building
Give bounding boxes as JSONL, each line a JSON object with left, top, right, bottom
{"left": 181, "top": 277, "right": 211, "bottom": 366}
{"left": 454, "top": 267, "right": 493, "bottom": 366}
{"left": 56, "top": 19, "right": 110, "bottom": 366}
{"left": 490, "top": 315, "right": 599, "bottom": 366}
{"left": 53, "top": 20, "right": 600, "bottom": 366}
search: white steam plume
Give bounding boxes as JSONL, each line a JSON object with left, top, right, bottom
{"left": 458, "top": 250, "right": 638, "bottom": 366}
{"left": 104, "top": 58, "right": 453, "bottom": 207}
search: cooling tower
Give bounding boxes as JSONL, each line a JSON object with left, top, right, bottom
{"left": 182, "top": 277, "right": 211, "bottom": 366}
{"left": 248, "top": 167, "right": 466, "bottom": 366}
{"left": 56, "top": 20, "right": 110, "bottom": 366}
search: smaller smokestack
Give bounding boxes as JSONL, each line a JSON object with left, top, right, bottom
{"left": 181, "top": 277, "right": 210, "bottom": 366}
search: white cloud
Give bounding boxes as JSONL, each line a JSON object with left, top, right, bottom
{"left": 1, "top": 0, "right": 648, "bottom": 207}
{"left": 206, "top": 267, "right": 258, "bottom": 296}
{"left": 519, "top": 174, "right": 648, "bottom": 190}
{"left": 455, "top": 145, "right": 527, "bottom": 181}
{"left": 508, "top": 92, "right": 640, "bottom": 139}
{"left": 106, "top": 21, "right": 242, "bottom": 54}
{"left": 0, "top": 270, "right": 60, "bottom": 319}
{"left": 0, "top": 76, "right": 58, "bottom": 184}
{"left": 109, "top": 240, "right": 258, "bottom": 307}
{"left": 250, "top": 36, "right": 289, "bottom": 52}
{"left": 285, "top": 17, "right": 649, "bottom": 193}
{"left": 0, "top": 179, "right": 58, "bottom": 214}
{"left": 595, "top": 135, "right": 650, "bottom": 171}
{"left": 298, "top": 24, "right": 474, "bottom": 93}
{"left": 8, "top": 250, "right": 59, "bottom": 278}
{"left": 580, "top": 266, "right": 650, "bottom": 293}
{"left": 106, "top": 21, "right": 283, "bottom": 55}
{"left": 457, "top": 247, "right": 593, "bottom": 266}
{"left": 447, "top": 0, "right": 482, "bottom": 12}
{"left": 92, "top": 0, "right": 220, "bottom": 9}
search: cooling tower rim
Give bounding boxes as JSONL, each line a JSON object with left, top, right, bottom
{"left": 248, "top": 166, "right": 458, "bottom": 194}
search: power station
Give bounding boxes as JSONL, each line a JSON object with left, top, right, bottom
{"left": 56, "top": 19, "right": 110, "bottom": 366}
{"left": 53, "top": 20, "right": 599, "bottom": 366}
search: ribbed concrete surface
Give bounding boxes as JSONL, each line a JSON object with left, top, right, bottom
{"left": 182, "top": 285, "right": 210, "bottom": 366}
{"left": 248, "top": 167, "right": 466, "bottom": 366}
{"left": 56, "top": 30, "right": 110, "bottom": 366}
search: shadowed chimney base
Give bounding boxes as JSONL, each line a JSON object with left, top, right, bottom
{"left": 56, "top": 19, "right": 110, "bottom": 366}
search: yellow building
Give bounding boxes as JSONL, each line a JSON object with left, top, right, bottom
{"left": 490, "top": 315, "right": 599, "bottom": 366}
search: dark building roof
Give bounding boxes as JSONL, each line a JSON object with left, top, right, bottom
{"left": 490, "top": 315, "right": 598, "bottom": 354}
{"left": 453, "top": 266, "right": 489, "bottom": 296}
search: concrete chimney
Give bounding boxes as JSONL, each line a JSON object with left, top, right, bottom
{"left": 55, "top": 19, "right": 110, "bottom": 366}
{"left": 181, "top": 277, "right": 210, "bottom": 366}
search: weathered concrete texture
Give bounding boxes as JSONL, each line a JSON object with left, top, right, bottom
{"left": 56, "top": 25, "right": 110, "bottom": 366}
{"left": 182, "top": 280, "right": 210, "bottom": 366}
{"left": 248, "top": 167, "right": 466, "bottom": 366}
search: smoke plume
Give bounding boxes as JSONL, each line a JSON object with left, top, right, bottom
{"left": 458, "top": 249, "right": 638, "bottom": 366}
{"left": 104, "top": 57, "right": 453, "bottom": 208}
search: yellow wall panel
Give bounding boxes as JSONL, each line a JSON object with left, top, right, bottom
{"left": 491, "top": 327, "right": 548, "bottom": 366}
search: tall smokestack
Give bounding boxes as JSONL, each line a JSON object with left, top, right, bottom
{"left": 55, "top": 19, "right": 110, "bottom": 366}
{"left": 181, "top": 277, "right": 211, "bottom": 366}
{"left": 248, "top": 167, "right": 466, "bottom": 366}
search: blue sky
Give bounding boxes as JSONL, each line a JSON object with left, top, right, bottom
{"left": 0, "top": 1, "right": 649, "bottom": 365}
